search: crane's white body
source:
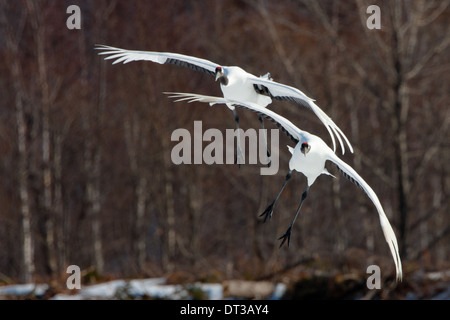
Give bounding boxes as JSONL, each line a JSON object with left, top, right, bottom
{"left": 287, "top": 138, "right": 330, "bottom": 186}
{"left": 219, "top": 66, "right": 272, "bottom": 108}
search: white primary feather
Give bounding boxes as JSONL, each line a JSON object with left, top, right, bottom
{"left": 95, "top": 45, "right": 218, "bottom": 74}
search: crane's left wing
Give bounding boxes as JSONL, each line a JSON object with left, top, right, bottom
{"left": 96, "top": 45, "right": 219, "bottom": 76}
{"left": 326, "top": 152, "right": 402, "bottom": 282}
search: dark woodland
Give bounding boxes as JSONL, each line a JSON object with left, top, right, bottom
{"left": 0, "top": 0, "right": 448, "bottom": 299}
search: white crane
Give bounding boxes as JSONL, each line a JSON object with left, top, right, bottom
{"left": 166, "top": 92, "right": 402, "bottom": 282}
{"left": 95, "top": 45, "right": 353, "bottom": 157}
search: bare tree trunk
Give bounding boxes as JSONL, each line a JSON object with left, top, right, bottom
{"left": 124, "top": 115, "right": 149, "bottom": 272}
{"left": 348, "top": 94, "right": 374, "bottom": 253}
{"left": 26, "top": 0, "right": 58, "bottom": 277}
{"left": 2, "top": 3, "right": 35, "bottom": 282}
{"left": 13, "top": 60, "right": 35, "bottom": 283}
{"left": 16, "top": 99, "right": 34, "bottom": 283}
{"left": 88, "top": 169, "right": 104, "bottom": 274}
{"left": 83, "top": 120, "right": 104, "bottom": 274}
{"left": 152, "top": 112, "right": 176, "bottom": 272}
{"left": 80, "top": 28, "right": 105, "bottom": 275}
{"left": 391, "top": 72, "right": 410, "bottom": 258}
{"left": 186, "top": 166, "right": 202, "bottom": 269}
{"left": 163, "top": 156, "right": 176, "bottom": 272}
{"left": 53, "top": 132, "right": 65, "bottom": 271}
{"left": 135, "top": 175, "right": 148, "bottom": 271}
{"left": 390, "top": 2, "right": 412, "bottom": 258}
{"left": 89, "top": 101, "right": 105, "bottom": 276}
{"left": 328, "top": 1, "right": 346, "bottom": 255}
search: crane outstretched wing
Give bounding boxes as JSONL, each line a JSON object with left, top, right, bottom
{"left": 326, "top": 152, "right": 402, "bottom": 281}
{"left": 249, "top": 77, "right": 353, "bottom": 155}
{"left": 96, "top": 45, "right": 218, "bottom": 76}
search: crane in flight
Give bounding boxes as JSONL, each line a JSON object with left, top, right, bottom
{"left": 166, "top": 92, "right": 402, "bottom": 282}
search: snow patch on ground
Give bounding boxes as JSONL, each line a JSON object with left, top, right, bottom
{"left": 0, "top": 277, "right": 285, "bottom": 300}
{"left": 0, "top": 283, "right": 49, "bottom": 298}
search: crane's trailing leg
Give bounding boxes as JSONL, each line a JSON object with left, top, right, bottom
{"left": 279, "top": 185, "right": 310, "bottom": 248}
{"left": 260, "top": 170, "right": 292, "bottom": 223}
{"left": 258, "top": 115, "right": 271, "bottom": 166}
{"left": 232, "top": 109, "right": 244, "bottom": 169}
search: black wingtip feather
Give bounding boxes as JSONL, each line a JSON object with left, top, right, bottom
{"left": 334, "top": 164, "right": 364, "bottom": 190}
{"left": 234, "top": 105, "right": 299, "bottom": 144}
{"left": 273, "top": 96, "right": 312, "bottom": 111}
{"left": 165, "top": 58, "right": 215, "bottom": 76}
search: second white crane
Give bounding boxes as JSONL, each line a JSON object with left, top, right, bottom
{"left": 166, "top": 92, "right": 402, "bottom": 282}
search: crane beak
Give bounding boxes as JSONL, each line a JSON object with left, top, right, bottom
{"left": 215, "top": 67, "right": 228, "bottom": 85}
{"left": 215, "top": 67, "right": 221, "bottom": 81}
{"left": 301, "top": 143, "right": 311, "bottom": 157}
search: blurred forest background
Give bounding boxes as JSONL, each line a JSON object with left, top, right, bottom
{"left": 0, "top": 0, "right": 449, "bottom": 298}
